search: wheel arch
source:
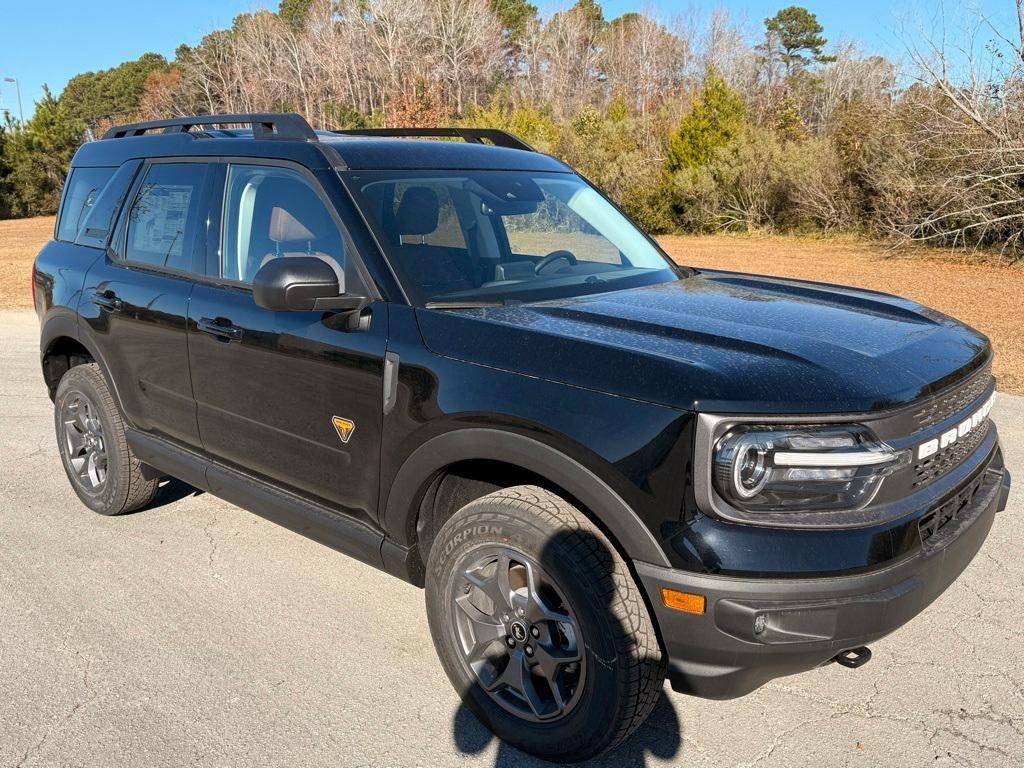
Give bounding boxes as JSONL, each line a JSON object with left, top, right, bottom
{"left": 384, "top": 428, "right": 673, "bottom": 573}
{"left": 40, "top": 317, "right": 126, "bottom": 421}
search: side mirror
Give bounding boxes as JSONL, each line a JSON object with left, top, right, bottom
{"left": 252, "top": 256, "right": 367, "bottom": 313}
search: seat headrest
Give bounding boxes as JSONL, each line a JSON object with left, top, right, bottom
{"left": 395, "top": 187, "right": 439, "bottom": 236}
{"left": 269, "top": 206, "right": 315, "bottom": 243}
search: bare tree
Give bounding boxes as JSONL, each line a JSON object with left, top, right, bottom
{"left": 812, "top": 43, "right": 895, "bottom": 130}
{"left": 519, "top": 4, "right": 604, "bottom": 119}
{"left": 898, "top": 2, "right": 1024, "bottom": 256}
{"left": 600, "top": 11, "right": 689, "bottom": 114}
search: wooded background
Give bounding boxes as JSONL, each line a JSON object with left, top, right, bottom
{"left": 2, "top": 0, "right": 1022, "bottom": 259}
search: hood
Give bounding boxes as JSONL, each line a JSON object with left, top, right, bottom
{"left": 414, "top": 272, "right": 991, "bottom": 414}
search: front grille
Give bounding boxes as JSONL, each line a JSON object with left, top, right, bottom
{"left": 918, "top": 471, "right": 986, "bottom": 548}
{"left": 911, "top": 364, "right": 993, "bottom": 430}
{"left": 913, "top": 420, "right": 991, "bottom": 487}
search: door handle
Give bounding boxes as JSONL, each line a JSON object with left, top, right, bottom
{"left": 197, "top": 316, "right": 243, "bottom": 342}
{"left": 93, "top": 290, "right": 124, "bottom": 312}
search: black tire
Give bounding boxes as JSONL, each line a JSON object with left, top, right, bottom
{"left": 54, "top": 363, "right": 160, "bottom": 515}
{"left": 425, "top": 485, "right": 666, "bottom": 763}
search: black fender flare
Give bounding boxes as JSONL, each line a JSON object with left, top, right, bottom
{"left": 39, "top": 311, "right": 79, "bottom": 361}
{"left": 40, "top": 313, "right": 132, "bottom": 425}
{"left": 383, "top": 428, "right": 672, "bottom": 568}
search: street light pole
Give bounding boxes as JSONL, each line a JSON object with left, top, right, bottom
{"left": 3, "top": 77, "right": 24, "bottom": 126}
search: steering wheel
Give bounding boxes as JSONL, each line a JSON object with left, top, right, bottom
{"left": 535, "top": 250, "right": 578, "bottom": 275}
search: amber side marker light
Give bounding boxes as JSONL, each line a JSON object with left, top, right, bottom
{"left": 660, "top": 588, "right": 706, "bottom": 615}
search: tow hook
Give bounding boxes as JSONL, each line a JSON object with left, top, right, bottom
{"left": 832, "top": 646, "right": 872, "bottom": 669}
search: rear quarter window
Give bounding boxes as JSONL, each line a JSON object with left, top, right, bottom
{"left": 56, "top": 167, "right": 116, "bottom": 243}
{"left": 75, "top": 160, "right": 142, "bottom": 249}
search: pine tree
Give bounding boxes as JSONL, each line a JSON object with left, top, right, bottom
{"left": 666, "top": 74, "right": 746, "bottom": 173}
{"left": 759, "top": 6, "right": 835, "bottom": 78}
{"left": 278, "top": 0, "right": 314, "bottom": 30}
{"left": 489, "top": 0, "right": 538, "bottom": 44}
{"left": 2, "top": 87, "right": 83, "bottom": 215}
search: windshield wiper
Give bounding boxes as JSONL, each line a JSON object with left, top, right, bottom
{"left": 425, "top": 300, "right": 520, "bottom": 310}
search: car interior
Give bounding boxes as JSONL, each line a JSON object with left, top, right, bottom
{"left": 356, "top": 174, "right": 637, "bottom": 304}
{"left": 225, "top": 167, "right": 346, "bottom": 284}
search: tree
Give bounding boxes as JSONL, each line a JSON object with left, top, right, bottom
{"left": 431, "top": 0, "right": 506, "bottom": 115}
{"left": 519, "top": 0, "right": 605, "bottom": 118}
{"left": 666, "top": 73, "right": 746, "bottom": 173}
{"left": 572, "top": 0, "right": 605, "bottom": 32}
{"left": 138, "top": 69, "right": 184, "bottom": 120}
{"left": 278, "top": 0, "right": 315, "bottom": 30}
{"left": 600, "top": 12, "right": 688, "bottom": 114}
{"left": 59, "top": 53, "right": 170, "bottom": 125}
{"left": 488, "top": 0, "right": 537, "bottom": 45}
{"left": 0, "top": 122, "right": 13, "bottom": 218}
{"left": 759, "top": 6, "right": 834, "bottom": 79}
{"left": 2, "top": 87, "right": 83, "bottom": 216}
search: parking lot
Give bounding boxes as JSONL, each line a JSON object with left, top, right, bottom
{"left": 2, "top": 308, "right": 1021, "bottom": 767}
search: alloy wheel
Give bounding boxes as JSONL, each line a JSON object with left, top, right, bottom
{"left": 61, "top": 392, "right": 108, "bottom": 493}
{"left": 449, "top": 546, "right": 585, "bottom": 723}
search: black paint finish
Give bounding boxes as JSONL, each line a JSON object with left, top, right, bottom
{"left": 419, "top": 272, "right": 991, "bottom": 415}
{"left": 187, "top": 287, "right": 388, "bottom": 525}
{"left": 34, "top": 129, "right": 1006, "bottom": 599}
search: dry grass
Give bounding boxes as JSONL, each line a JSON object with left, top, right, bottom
{"left": 0, "top": 216, "right": 51, "bottom": 309}
{"left": 4, "top": 217, "right": 1022, "bottom": 393}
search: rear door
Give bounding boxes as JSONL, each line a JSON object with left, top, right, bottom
{"left": 187, "top": 161, "right": 387, "bottom": 523}
{"left": 80, "top": 160, "right": 215, "bottom": 448}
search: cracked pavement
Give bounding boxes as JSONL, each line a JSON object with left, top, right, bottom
{"left": 1, "top": 309, "right": 1021, "bottom": 767}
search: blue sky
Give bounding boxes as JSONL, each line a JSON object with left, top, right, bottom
{"left": 0, "top": 0, "right": 1015, "bottom": 119}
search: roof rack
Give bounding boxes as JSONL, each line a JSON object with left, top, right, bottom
{"left": 101, "top": 114, "right": 535, "bottom": 152}
{"left": 333, "top": 127, "right": 536, "bottom": 152}
{"left": 102, "top": 113, "right": 318, "bottom": 141}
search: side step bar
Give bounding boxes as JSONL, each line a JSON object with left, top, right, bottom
{"left": 126, "top": 429, "right": 423, "bottom": 584}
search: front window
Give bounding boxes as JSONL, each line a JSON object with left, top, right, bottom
{"left": 222, "top": 164, "right": 346, "bottom": 284}
{"left": 343, "top": 170, "right": 677, "bottom": 306}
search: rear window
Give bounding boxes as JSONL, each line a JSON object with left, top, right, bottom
{"left": 56, "top": 167, "right": 116, "bottom": 242}
{"left": 122, "top": 163, "right": 208, "bottom": 273}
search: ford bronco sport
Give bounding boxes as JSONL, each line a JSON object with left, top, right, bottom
{"left": 34, "top": 113, "right": 1011, "bottom": 762}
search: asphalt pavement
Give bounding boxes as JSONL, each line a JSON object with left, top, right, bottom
{"left": 1, "top": 309, "right": 1021, "bottom": 767}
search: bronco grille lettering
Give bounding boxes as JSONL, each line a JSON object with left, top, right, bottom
{"left": 916, "top": 393, "right": 995, "bottom": 461}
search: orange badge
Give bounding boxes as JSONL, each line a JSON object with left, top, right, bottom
{"left": 332, "top": 416, "right": 355, "bottom": 444}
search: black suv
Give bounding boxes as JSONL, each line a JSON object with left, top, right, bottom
{"left": 34, "top": 113, "right": 1011, "bottom": 762}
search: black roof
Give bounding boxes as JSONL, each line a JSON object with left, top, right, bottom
{"left": 73, "top": 114, "right": 570, "bottom": 173}
{"left": 320, "top": 136, "right": 569, "bottom": 172}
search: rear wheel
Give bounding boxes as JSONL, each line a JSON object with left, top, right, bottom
{"left": 54, "top": 363, "right": 159, "bottom": 515}
{"left": 425, "top": 485, "right": 666, "bottom": 763}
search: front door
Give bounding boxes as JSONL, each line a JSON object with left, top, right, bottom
{"left": 187, "top": 162, "right": 387, "bottom": 524}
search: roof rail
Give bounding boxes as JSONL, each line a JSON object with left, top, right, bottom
{"left": 333, "top": 127, "right": 535, "bottom": 152}
{"left": 102, "top": 113, "right": 318, "bottom": 141}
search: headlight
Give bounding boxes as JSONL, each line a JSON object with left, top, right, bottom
{"left": 712, "top": 425, "right": 907, "bottom": 512}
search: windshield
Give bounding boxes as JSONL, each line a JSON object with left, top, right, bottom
{"left": 342, "top": 170, "right": 679, "bottom": 306}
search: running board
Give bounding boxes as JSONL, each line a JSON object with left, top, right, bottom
{"left": 126, "top": 429, "right": 421, "bottom": 582}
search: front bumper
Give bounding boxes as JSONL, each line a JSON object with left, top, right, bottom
{"left": 636, "top": 456, "right": 1010, "bottom": 700}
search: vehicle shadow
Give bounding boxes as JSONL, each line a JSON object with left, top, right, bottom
{"left": 449, "top": 523, "right": 685, "bottom": 766}
{"left": 141, "top": 477, "right": 203, "bottom": 512}
{"left": 451, "top": 694, "right": 683, "bottom": 767}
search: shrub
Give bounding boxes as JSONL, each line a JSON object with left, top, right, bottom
{"left": 671, "top": 127, "right": 852, "bottom": 234}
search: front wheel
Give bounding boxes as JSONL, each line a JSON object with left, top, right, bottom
{"left": 425, "top": 486, "right": 666, "bottom": 763}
